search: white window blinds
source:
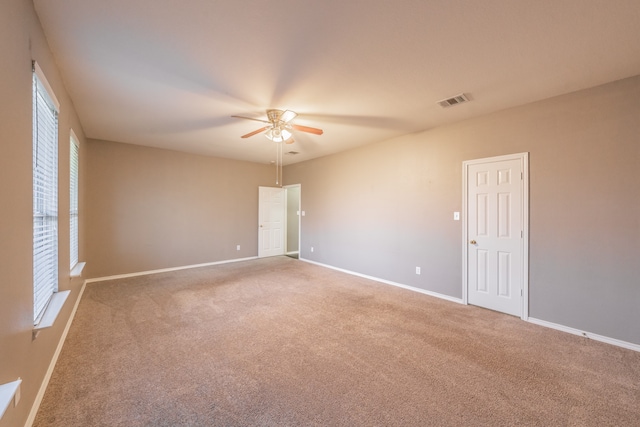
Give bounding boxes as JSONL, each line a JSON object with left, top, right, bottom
{"left": 33, "top": 62, "right": 59, "bottom": 324}
{"left": 70, "top": 132, "right": 79, "bottom": 269}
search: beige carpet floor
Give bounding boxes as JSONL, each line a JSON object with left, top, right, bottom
{"left": 34, "top": 257, "right": 640, "bottom": 426}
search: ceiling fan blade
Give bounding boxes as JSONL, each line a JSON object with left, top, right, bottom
{"left": 285, "top": 138, "right": 295, "bottom": 144}
{"left": 291, "top": 124, "right": 323, "bottom": 135}
{"left": 232, "top": 115, "right": 271, "bottom": 124}
{"left": 241, "top": 126, "right": 270, "bottom": 138}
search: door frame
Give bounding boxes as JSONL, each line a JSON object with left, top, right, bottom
{"left": 283, "top": 184, "right": 301, "bottom": 256}
{"left": 462, "top": 152, "right": 529, "bottom": 320}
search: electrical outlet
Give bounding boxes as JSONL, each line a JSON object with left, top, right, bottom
{"left": 236, "top": 245, "right": 240, "bottom": 251}
{"left": 310, "top": 247, "right": 314, "bottom": 252}
{"left": 416, "top": 267, "right": 421, "bottom": 275}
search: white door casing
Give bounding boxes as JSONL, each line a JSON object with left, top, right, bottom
{"left": 284, "top": 184, "right": 301, "bottom": 255}
{"left": 463, "top": 153, "right": 529, "bottom": 318}
{"left": 258, "top": 186, "right": 285, "bottom": 258}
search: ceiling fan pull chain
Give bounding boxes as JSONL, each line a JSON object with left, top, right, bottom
{"left": 278, "top": 142, "right": 281, "bottom": 186}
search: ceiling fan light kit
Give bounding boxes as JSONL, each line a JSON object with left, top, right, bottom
{"left": 233, "top": 109, "right": 323, "bottom": 143}
{"left": 232, "top": 109, "right": 324, "bottom": 186}
{"left": 265, "top": 126, "right": 292, "bottom": 143}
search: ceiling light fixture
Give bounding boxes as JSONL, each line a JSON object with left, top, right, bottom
{"left": 264, "top": 126, "right": 292, "bottom": 143}
{"left": 232, "top": 109, "right": 321, "bottom": 187}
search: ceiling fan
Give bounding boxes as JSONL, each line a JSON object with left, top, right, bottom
{"left": 232, "top": 109, "right": 323, "bottom": 144}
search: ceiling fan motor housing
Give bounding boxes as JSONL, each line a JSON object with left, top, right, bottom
{"left": 267, "top": 109, "right": 284, "bottom": 123}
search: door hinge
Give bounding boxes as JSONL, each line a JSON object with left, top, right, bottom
{"left": 521, "top": 230, "right": 523, "bottom": 238}
{"left": 521, "top": 172, "right": 523, "bottom": 180}
{"left": 521, "top": 289, "right": 523, "bottom": 297}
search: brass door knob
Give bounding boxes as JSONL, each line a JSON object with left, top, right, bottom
{"left": 470, "top": 240, "right": 477, "bottom": 244}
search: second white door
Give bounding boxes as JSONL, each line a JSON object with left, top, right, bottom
{"left": 258, "top": 186, "right": 285, "bottom": 258}
{"left": 466, "top": 155, "right": 526, "bottom": 317}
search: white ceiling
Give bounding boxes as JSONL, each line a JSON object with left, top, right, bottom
{"left": 33, "top": 0, "right": 640, "bottom": 165}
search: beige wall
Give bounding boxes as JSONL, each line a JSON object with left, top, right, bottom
{"left": 1, "top": 4, "right": 638, "bottom": 426}
{"left": 285, "top": 75, "right": 640, "bottom": 345}
{"left": 84, "top": 139, "right": 276, "bottom": 278}
{"left": 0, "top": 1, "right": 87, "bottom": 426}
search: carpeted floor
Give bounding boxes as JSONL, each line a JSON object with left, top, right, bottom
{"left": 34, "top": 257, "right": 640, "bottom": 426}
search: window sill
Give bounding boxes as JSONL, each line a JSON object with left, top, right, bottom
{"left": 0, "top": 379, "right": 21, "bottom": 419}
{"left": 33, "top": 290, "right": 70, "bottom": 332}
{"left": 70, "top": 261, "right": 86, "bottom": 278}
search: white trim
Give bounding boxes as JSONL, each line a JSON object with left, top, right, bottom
{"left": 0, "top": 379, "right": 22, "bottom": 420}
{"left": 69, "top": 129, "right": 79, "bottom": 145}
{"left": 33, "top": 291, "right": 70, "bottom": 331}
{"left": 69, "top": 130, "right": 80, "bottom": 270}
{"left": 527, "top": 317, "right": 640, "bottom": 353}
{"left": 283, "top": 184, "right": 302, "bottom": 257}
{"left": 462, "top": 152, "right": 529, "bottom": 320}
{"left": 301, "top": 258, "right": 638, "bottom": 353}
{"left": 32, "top": 62, "right": 60, "bottom": 111}
{"left": 300, "top": 258, "right": 464, "bottom": 305}
{"left": 85, "top": 256, "right": 258, "bottom": 284}
{"left": 25, "top": 281, "right": 87, "bottom": 427}
{"left": 70, "top": 262, "right": 85, "bottom": 278}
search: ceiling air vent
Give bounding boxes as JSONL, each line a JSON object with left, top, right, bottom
{"left": 437, "top": 93, "right": 470, "bottom": 108}
{"left": 284, "top": 151, "right": 299, "bottom": 155}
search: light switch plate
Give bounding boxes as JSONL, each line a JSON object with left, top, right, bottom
{"left": 454, "top": 212, "right": 460, "bottom": 220}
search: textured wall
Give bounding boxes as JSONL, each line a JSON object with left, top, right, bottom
{"left": 0, "top": 1, "right": 87, "bottom": 426}
{"left": 84, "top": 139, "right": 276, "bottom": 278}
{"left": 284, "top": 76, "right": 640, "bottom": 345}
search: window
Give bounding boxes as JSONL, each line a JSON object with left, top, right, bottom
{"left": 70, "top": 131, "right": 79, "bottom": 269}
{"left": 33, "top": 62, "right": 60, "bottom": 324}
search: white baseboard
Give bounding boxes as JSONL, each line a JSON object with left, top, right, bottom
{"left": 25, "top": 257, "right": 637, "bottom": 427}
{"left": 25, "top": 280, "right": 87, "bottom": 427}
{"left": 527, "top": 317, "right": 640, "bottom": 353}
{"left": 299, "top": 257, "right": 464, "bottom": 305}
{"left": 299, "top": 258, "right": 640, "bottom": 353}
{"left": 85, "top": 256, "right": 258, "bottom": 284}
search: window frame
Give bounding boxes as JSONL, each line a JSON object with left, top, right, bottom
{"left": 32, "top": 61, "right": 60, "bottom": 325}
{"left": 70, "top": 130, "right": 79, "bottom": 270}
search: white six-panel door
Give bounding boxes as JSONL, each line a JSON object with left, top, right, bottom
{"left": 258, "top": 186, "right": 285, "bottom": 258}
{"left": 465, "top": 155, "right": 527, "bottom": 317}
